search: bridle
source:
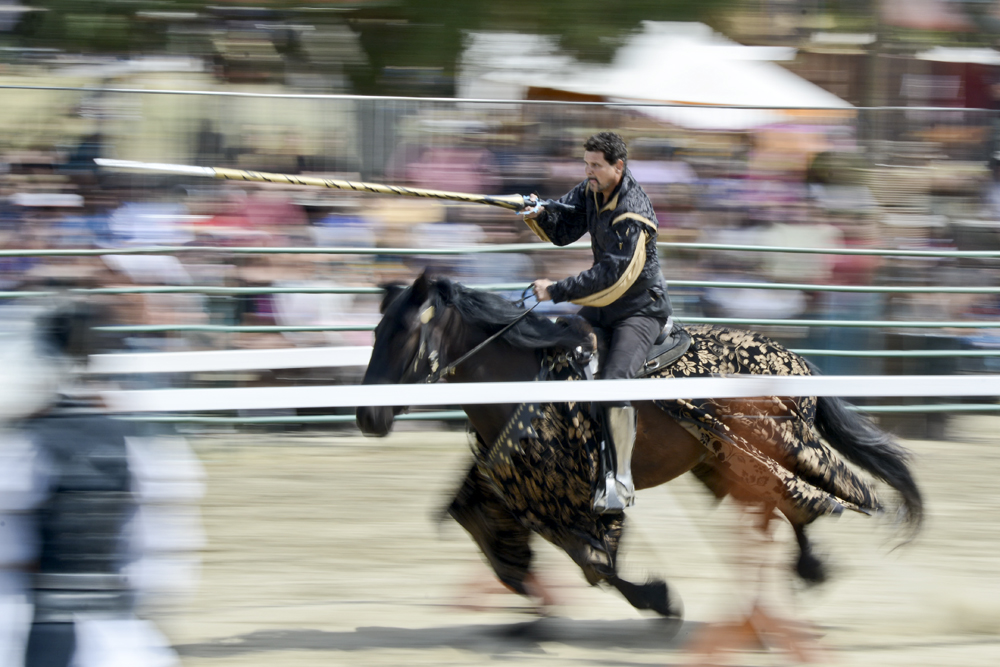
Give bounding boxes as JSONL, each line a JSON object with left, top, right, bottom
{"left": 408, "top": 287, "right": 539, "bottom": 385}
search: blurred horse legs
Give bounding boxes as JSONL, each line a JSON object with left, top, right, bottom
{"left": 451, "top": 565, "right": 560, "bottom": 614}
{"left": 447, "top": 463, "right": 556, "bottom": 612}
{"left": 683, "top": 506, "right": 825, "bottom": 665}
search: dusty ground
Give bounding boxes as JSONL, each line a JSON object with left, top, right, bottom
{"left": 156, "top": 416, "right": 1000, "bottom": 667}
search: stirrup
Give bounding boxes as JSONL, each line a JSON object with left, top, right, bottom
{"left": 593, "top": 405, "right": 636, "bottom": 514}
{"left": 593, "top": 474, "right": 634, "bottom": 514}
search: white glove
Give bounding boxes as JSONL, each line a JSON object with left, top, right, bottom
{"left": 519, "top": 203, "right": 543, "bottom": 217}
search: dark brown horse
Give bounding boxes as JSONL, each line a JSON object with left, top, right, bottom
{"left": 357, "top": 273, "right": 922, "bottom": 618}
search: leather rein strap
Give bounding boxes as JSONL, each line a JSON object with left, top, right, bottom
{"left": 424, "top": 302, "right": 540, "bottom": 384}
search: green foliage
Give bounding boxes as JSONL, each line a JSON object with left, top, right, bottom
{"left": 482, "top": 0, "right": 728, "bottom": 62}
{"left": 14, "top": 0, "right": 168, "bottom": 53}
{"left": 346, "top": 0, "right": 727, "bottom": 93}
{"left": 11, "top": 0, "right": 727, "bottom": 93}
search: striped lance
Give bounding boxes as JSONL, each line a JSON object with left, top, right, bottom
{"left": 94, "top": 159, "right": 532, "bottom": 211}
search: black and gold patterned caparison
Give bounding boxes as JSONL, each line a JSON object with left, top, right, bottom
{"left": 448, "top": 324, "right": 882, "bottom": 589}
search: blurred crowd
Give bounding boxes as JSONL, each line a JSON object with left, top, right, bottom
{"left": 2, "top": 108, "right": 999, "bottom": 373}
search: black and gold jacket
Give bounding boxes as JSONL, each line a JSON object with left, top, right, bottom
{"left": 524, "top": 168, "right": 672, "bottom": 326}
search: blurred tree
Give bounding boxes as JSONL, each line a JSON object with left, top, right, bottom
{"left": 13, "top": 0, "right": 170, "bottom": 53}
{"left": 11, "top": 0, "right": 726, "bottom": 95}
{"left": 344, "top": 0, "right": 728, "bottom": 94}
{"left": 485, "top": 0, "right": 726, "bottom": 61}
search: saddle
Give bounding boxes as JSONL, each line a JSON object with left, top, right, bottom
{"left": 590, "top": 319, "right": 692, "bottom": 379}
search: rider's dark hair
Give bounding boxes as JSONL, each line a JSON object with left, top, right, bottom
{"left": 584, "top": 132, "right": 627, "bottom": 166}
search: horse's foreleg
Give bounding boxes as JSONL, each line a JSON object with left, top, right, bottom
{"left": 447, "top": 464, "right": 549, "bottom": 609}
{"left": 451, "top": 565, "right": 559, "bottom": 614}
{"left": 521, "top": 572, "right": 559, "bottom": 610}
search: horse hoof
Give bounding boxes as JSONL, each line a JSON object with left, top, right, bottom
{"left": 795, "top": 551, "right": 828, "bottom": 585}
{"left": 648, "top": 580, "right": 684, "bottom": 619}
{"left": 608, "top": 575, "right": 683, "bottom": 619}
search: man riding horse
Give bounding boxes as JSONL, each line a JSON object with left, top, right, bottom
{"left": 519, "top": 131, "right": 671, "bottom": 513}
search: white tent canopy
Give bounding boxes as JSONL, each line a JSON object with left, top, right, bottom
{"left": 915, "top": 46, "right": 1000, "bottom": 65}
{"left": 473, "top": 22, "right": 853, "bottom": 130}
{"left": 458, "top": 31, "right": 576, "bottom": 101}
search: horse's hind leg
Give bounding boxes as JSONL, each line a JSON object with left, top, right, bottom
{"left": 791, "top": 521, "right": 827, "bottom": 585}
{"left": 558, "top": 533, "right": 682, "bottom": 619}
{"left": 684, "top": 507, "right": 824, "bottom": 664}
{"left": 607, "top": 574, "right": 682, "bottom": 618}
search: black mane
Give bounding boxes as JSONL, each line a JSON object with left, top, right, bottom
{"left": 434, "top": 278, "right": 592, "bottom": 352}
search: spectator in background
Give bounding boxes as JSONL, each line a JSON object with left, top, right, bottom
{"left": 194, "top": 120, "right": 227, "bottom": 169}
{"left": 0, "top": 301, "right": 194, "bottom": 667}
{"left": 62, "top": 133, "right": 104, "bottom": 189}
{"left": 404, "top": 133, "right": 500, "bottom": 195}
{"left": 983, "top": 154, "right": 1000, "bottom": 220}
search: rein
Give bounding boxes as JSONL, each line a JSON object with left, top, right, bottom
{"left": 424, "top": 292, "right": 539, "bottom": 384}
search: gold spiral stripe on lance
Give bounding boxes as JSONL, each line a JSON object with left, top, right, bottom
{"left": 209, "top": 167, "right": 526, "bottom": 210}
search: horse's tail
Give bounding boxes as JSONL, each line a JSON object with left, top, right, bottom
{"left": 813, "top": 392, "right": 923, "bottom": 533}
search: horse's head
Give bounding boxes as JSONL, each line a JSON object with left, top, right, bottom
{"left": 356, "top": 270, "right": 594, "bottom": 436}
{"left": 356, "top": 271, "right": 452, "bottom": 436}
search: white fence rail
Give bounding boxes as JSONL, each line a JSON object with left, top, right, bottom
{"left": 90, "top": 346, "right": 371, "bottom": 374}
{"left": 102, "top": 374, "right": 1000, "bottom": 413}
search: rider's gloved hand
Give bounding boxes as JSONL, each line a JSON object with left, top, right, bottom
{"left": 532, "top": 279, "right": 553, "bottom": 302}
{"left": 519, "top": 194, "right": 543, "bottom": 220}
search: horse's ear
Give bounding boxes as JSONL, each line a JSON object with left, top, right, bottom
{"left": 412, "top": 269, "right": 432, "bottom": 303}
{"left": 379, "top": 284, "right": 406, "bottom": 314}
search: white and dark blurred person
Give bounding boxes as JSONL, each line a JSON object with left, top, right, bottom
{"left": 0, "top": 300, "right": 202, "bottom": 667}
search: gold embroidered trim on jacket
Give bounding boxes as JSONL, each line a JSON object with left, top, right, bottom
{"left": 591, "top": 189, "right": 620, "bottom": 213}
{"left": 600, "top": 192, "right": 619, "bottom": 213}
{"left": 523, "top": 217, "right": 551, "bottom": 242}
{"left": 612, "top": 212, "right": 656, "bottom": 232}
{"left": 570, "top": 230, "right": 648, "bottom": 307}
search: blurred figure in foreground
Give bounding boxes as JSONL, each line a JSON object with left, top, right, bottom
{"left": 0, "top": 301, "right": 190, "bottom": 667}
{"left": 519, "top": 131, "right": 672, "bottom": 514}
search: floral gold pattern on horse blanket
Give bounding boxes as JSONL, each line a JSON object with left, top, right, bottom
{"left": 447, "top": 324, "right": 881, "bottom": 589}
{"left": 649, "top": 324, "right": 881, "bottom": 525}
{"left": 448, "top": 354, "right": 623, "bottom": 589}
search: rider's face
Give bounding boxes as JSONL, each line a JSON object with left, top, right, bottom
{"left": 584, "top": 150, "right": 624, "bottom": 198}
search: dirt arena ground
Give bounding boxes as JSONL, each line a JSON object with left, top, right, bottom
{"left": 157, "top": 415, "right": 1000, "bottom": 667}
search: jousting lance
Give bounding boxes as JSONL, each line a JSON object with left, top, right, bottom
{"left": 94, "top": 158, "right": 533, "bottom": 212}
